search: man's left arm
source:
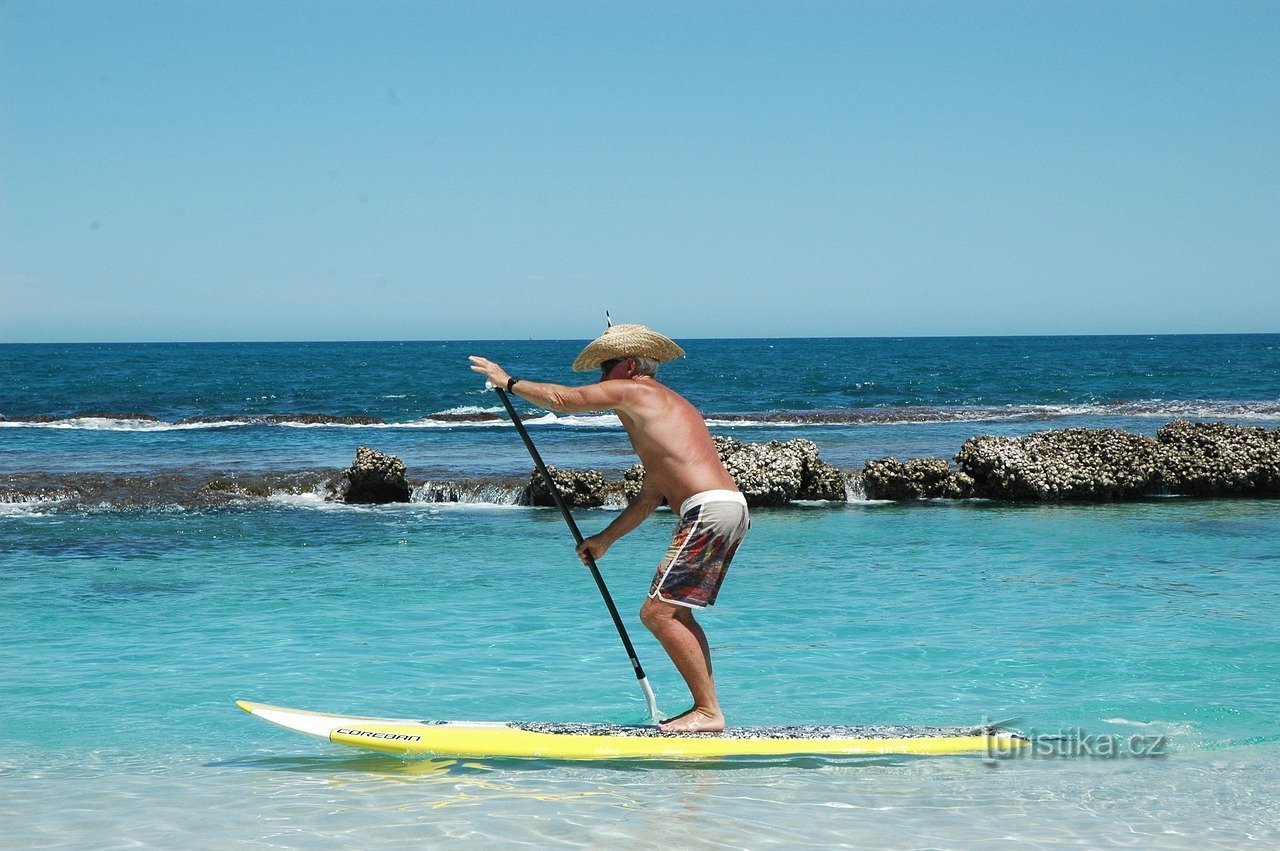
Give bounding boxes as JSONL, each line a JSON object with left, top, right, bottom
{"left": 577, "top": 475, "right": 664, "bottom": 565}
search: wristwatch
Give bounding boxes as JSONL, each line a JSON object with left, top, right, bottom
{"left": 506, "top": 377, "right": 520, "bottom": 392}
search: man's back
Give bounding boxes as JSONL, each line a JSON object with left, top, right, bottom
{"left": 612, "top": 378, "right": 738, "bottom": 510}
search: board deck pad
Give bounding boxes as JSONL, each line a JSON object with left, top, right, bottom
{"left": 238, "top": 700, "right": 1026, "bottom": 760}
{"left": 512, "top": 721, "right": 995, "bottom": 739}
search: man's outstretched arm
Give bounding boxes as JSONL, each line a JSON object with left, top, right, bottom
{"left": 468, "top": 356, "right": 629, "bottom": 413}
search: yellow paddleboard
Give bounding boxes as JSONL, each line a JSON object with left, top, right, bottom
{"left": 236, "top": 700, "right": 1025, "bottom": 761}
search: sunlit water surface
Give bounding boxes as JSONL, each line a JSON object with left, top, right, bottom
{"left": 4, "top": 499, "right": 1278, "bottom": 847}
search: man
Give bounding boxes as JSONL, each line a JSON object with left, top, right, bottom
{"left": 469, "top": 322, "right": 748, "bottom": 733}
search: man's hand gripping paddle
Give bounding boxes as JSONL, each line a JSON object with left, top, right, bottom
{"left": 489, "top": 381, "right": 662, "bottom": 724}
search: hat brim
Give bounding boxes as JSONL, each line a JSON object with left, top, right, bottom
{"left": 571, "top": 325, "right": 685, "bottom": 371}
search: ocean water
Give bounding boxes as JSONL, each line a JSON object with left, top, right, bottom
{"left": 2, "top": 335, "right": 1279, "bottom": 847}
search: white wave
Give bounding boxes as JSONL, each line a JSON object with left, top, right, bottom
{"left": 401, "top": 411, "right": 623, "bottom": 429}
{"left": 265, "top": 492, "right": 358, "bottom": 510}
{"left": 431, "top": 405, "right": 505, "bottom": 416}
{"left": 0, "top": 503, "right": 54, "bottom": 517}
{"left": 0, "top": 492, "right": 71, "bottom": 516}
{"left": 2, "top": 398, "right": 1275, "bottom": 433}
{"left": 422, "top": 500, "right": 532, "bottom": 511}
{"left": 266, "top": 490, "right": 534, "bottom": 512}
{"left": 1010, "top": 400, "right": 1280, "bottom": 422}
{"left": 714, "top": 400, "right": 1280, "bottom": 427}
{"left": 395, "top": 405, "right": 512, "bottom": 428}
{"left": 1100, "top": 717, "right": 1200, "bottom": 745}
{"left": 412, "top": 481, "right": 524, "bottom": 506}
{"left": 0, "top": 417, "right": 244, "bottom": 432}
{"left": 1102, "top": 717, "right": 1198, "bottom": 734}
{"left": 522, "top": 412, "right": 622, "bottom": 427}
{"left": 401, "top": 416, "right": 510, "bottom": 429}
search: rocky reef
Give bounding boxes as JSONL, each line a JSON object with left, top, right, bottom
{"left": 525, "top": 466, "right": 612, "bottom": 508}
{"left": 324, "top": 437, "right": 848, "bottom": 508}
{"left": 1156, "top": 420, "right": 1280, "bottom": 497}
{"left": 315, "top": 421, "right": 1280, "bottom": 508}
{"left": 861, "top": 457, "right": 974, "bottom": 500}
{"left": 329, "top": 445, "right": 411, "bottom": 504}
{"left": 522, "top": 436, "right": 848, "bottom": 509}
{"left": 956, "top": 428, "right": 1160, "bottom": 501}
{"left": 12, "top": 420, "right": 1276, "bottom": 512}
{"left": 714, "top": 436, "right": 847, "bottom": 506}
{"left": 862, "top": 420, "right": 1280, "bottom": 502}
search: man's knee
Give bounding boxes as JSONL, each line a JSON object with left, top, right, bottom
{"left": 639, "top": 596, "right": 671, "bottom": 631}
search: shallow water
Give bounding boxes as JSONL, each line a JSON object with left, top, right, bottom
{"left": 3, "top": 498, "right": 1278, "bottom": 846}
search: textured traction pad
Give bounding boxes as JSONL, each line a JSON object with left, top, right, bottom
{"left": 511, "top": 722, "right": 999, "bottom": 740}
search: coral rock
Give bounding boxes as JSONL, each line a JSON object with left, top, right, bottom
{"left": 525, "top": 466, "right": 608, "bottom": 508}
{"left": 862, "top": 457, "right": 973, "bottom": 500}
{"left": 331, "top": 445, "right": 411, "bottom": 503}
{"left": 956, "top": 428, "right": 1159, "bottom": 501}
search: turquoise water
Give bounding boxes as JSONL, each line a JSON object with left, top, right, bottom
{"left": 4, "top": 499, "right": 1279, "bottom": 845}
{"left": 3, "top": 336, "right": 1279, "bottom": 845}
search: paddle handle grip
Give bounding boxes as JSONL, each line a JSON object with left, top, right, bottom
{"left": 639, "top": 675, "right": 661, "bottom": 725}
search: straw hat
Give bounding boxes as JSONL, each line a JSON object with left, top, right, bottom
{"left": 571, "top": 322, "right": 686, "bottom": 371}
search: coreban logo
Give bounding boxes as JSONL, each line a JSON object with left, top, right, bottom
{"left": 335, "top": 728, "right": 423, "bottom": 742}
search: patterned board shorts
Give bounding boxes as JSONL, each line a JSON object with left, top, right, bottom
{"left": 649, "top": 490, "right": 750, "bottom": 609}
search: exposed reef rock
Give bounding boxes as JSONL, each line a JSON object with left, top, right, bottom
{"left": 1156, "top": 420, "right": 1280, "bottom": 497}
{"left": 713, "top": 435, "right": 803, "bottom": 506}
{"left": 620, "top": 463, "right": 648, "bottom": 503}
{"left": 426, "top": 421, "right": 1280, "bottom": 508}
{"left": 709, "top": 436, "right": 848, "bottom": 505}
{"left": 862, "top": 457, "right": 974, "bottom": 501}
{"left": 791, "top": 439, "right": 850, "bottom": 501}
{"left": 2, "top": 470, "right": 329, "bottom": 510}
{"left": 525, "top": 466, "right": 609, "bottom": 508}
{"left": 330, "top": 445, "right": 411, "bottom": 503}
{"left": 956, "top": 428, "right": 1160, "bottom": 501}
{"left": 15, "top": 421, "right": 1277, "bottom": 513}
{"left": 21, "top": 411, "right": 161, "bottom": 423}
{"left": 861, "top": 420, "right": 1280, "bottom": 502}
{"left": 537, "top": 437, "right": 848, "bottom": 509}
{"left": 264, "top": 413, "right": 386, "bottom": 425}
{"left": 428, "top": 411, "right": 502, "bottom": 423}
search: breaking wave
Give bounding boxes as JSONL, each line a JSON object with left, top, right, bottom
{"left": 707, "top": 400, "right": 1280, "bottom": 426}
{"left": 2, "top": 399, "right": 1277, "bottom": 433}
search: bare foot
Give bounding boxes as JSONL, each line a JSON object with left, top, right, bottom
{"left": 659, "top": 706, "right": 725, "bottom": 733}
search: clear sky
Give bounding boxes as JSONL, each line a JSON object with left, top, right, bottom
{"left": 2, "top": 1, "right": 1277, "bottom": 342}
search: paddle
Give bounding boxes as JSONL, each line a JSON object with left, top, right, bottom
{"left": 491, "top": 385, "right": 662, "bottom": 725}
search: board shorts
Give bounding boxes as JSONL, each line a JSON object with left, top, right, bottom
{"left": 648, "top": 489, "right": 750, "bottom": 609}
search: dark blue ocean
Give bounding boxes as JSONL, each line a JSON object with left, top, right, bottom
{"left": 3, "top": 334, "right": 1279, "bottom": 846}
{"left": 4, "top": 334, "right": 1279, "bottom": 483}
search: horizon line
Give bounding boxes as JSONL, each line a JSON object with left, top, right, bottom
{"left": 3, "top": 330, "right": 1279, "bottom": 346}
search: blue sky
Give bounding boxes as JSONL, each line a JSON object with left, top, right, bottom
{"left": 2, "top": 1, "right": 1276, "bottom": 342}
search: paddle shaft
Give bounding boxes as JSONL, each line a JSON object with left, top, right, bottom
{"left": 493, "top": 386, "right": 661, "bottom": 723}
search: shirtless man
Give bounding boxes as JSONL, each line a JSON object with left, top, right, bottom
{"left": 469, "top": 323, "right": 748, "bottom": 733}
